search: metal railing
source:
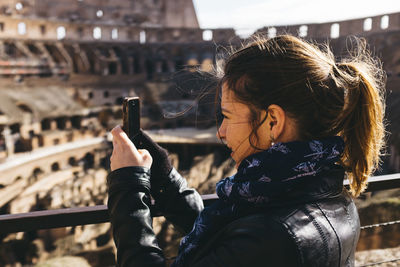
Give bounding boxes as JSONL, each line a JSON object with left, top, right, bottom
{"left": 0, "top": 173, "right": 399, "bottom": 234}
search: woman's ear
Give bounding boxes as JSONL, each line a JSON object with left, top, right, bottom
{"left": 267, "top": 104, "right": 299, "bottom": 143}
{"left": 267, "top": 104, "right": 286, "bottom": 141}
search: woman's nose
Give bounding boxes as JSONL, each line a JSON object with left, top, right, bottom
{"left": 217, "top": 121, "right": 226, "bottom": 139}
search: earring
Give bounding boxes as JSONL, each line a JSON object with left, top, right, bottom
{"left": 270, "top": 133, "right": 275, "bottom": 146}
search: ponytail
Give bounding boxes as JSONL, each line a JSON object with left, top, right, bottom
{"left": 333, "top": 57, "right": 386, "bottom": 197}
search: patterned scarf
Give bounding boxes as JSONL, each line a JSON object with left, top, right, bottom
{"left": 171, "top": 136, "right": 345, "bottom": 267}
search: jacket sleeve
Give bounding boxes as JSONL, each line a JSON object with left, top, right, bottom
{"left": 107, "top": 166, "right": 165, "bottom": 267}
{"left": 133, "top": 130, "right": 204, "bottom": 233}
{"left": 151, "top": 168, "right": 204, "bottom": 234}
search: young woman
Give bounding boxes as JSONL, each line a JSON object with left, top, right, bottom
{"left": 107, "top": 35, "right": 385, "bottom": 267}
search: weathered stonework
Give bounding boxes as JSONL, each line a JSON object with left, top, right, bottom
{"left": 0, "top": 2, "right": 399, "bottom": 266}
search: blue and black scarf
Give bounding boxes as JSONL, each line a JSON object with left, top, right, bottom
{"left": 171, "top": 136, "right": 345, "bottom": 267}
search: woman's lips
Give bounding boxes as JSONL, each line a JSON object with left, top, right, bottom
{"left": 229, "top": 148, "right": 234, "bottom": 157}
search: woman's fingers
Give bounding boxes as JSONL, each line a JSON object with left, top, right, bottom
{"left": 111, "top": 125, "right": 133, "bottom": 146}
{"left": 138, "top": 149, "right": 153, "bottom": 167}
{"left": 110, "top": 125, "right": 152, "bottom": 171}
{"left": 138, "top": 149, "right": 150, "bottom": 158}
{"left": 111, "top": 126, "right": 140, "bottom": 156}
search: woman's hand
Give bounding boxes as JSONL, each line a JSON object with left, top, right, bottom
{"left": 110, "top": 125, "right": 152, "bottom": 171}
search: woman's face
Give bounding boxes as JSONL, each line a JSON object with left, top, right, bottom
{"left": 217, "top": 83, "right": 270, "bottom": 168}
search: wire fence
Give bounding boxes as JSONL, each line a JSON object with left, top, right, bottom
{"left": 357, "top": 219, "right": 400, "bottom": 267}
{"left": 0, "top": 173, "right": 399, "bottom": 266}
{"left": 357, "top": 257, "right": 400, "bottom": 267}
{"left": 360, "top": 219, "right": 400, "bottom": 230}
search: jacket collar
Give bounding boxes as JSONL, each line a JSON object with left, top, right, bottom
{"left": 268, "top": 166, "right": 346, "bottom": 208}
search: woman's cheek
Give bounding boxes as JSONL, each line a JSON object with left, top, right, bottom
{"left": 226, "top": 126, "right": 233, "bottom": 147}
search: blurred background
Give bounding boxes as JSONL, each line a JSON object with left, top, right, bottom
{"left": 0, "top": 0, "right": 399, "bottom": 266}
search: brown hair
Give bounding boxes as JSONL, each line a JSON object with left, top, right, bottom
{"left": 220, "top": 35, "right": 386, "bottom": 197}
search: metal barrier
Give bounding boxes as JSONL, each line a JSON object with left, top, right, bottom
{"left": 357, "top": 258, "right": 400, "bottom": 267}
{"left": 0, "top": 173, "right": 399, "bottom": 234}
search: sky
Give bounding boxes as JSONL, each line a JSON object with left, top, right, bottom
{"left": 193, "top": 0, "right": 400, "bottom": 37}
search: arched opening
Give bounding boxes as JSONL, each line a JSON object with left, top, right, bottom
{"left": 33, "top": 168, "right": 43, "bottom": 178}
{"left": 161, "top": 60, "right": 169, "bottom": 73}
{"left": 381, "top": 15, "right": 389, "bottom": 29}
{"left": 77, "top": 27, "right": 84, "bottom": 38}
{"left": 134, "top": 56, "right": 142, "bottom": 74}
{"left": 363, "top": 18, "right": 372, "bottom": 31}
{"left": 96, "top": 10, "right": 104, "bottom": 18}
{"left": 93, "top": 27, "right": 102, "bottom": 39}
{"left": 100, "top": 156, "right": 110, "bottom": 169}
{"left": 330, "top": 23, "right": 340, "bottom": 39}
{"left": 41, "top": 118, "right": 51, "bottom": 131}
{"left": 0, "top": 133, "right": 5, "bottom": 151}
{"left": 17, "top": 103, "right": 33, "bottom": 113}
{"left": 16, "top": 2, "right": 23, "bottom": 10}
{"left": 18, "top": 22, "right": 26, "bottom": 35}
{"left": 83, "top": 152, "right": 94, "bottom": 170}
{"left": 202, "top": 30, "right": 213, "bottom": 41}
{"left": 299, "top": 25, "right": 308, "bottom": 37}
{"left": 55, "top": 117, "right": 67, "bottom": 130}
{"left": 40, "top": 25, "right": 46, "bottom": 35}
{"left": 10, "top": 123, "right": 20, "bottom": 134}
{"left": 27, "top": 44, "right": 42, "bottom": 56}
{"left": 140, "top": 30, "right": 146, "bottom": 44}
{"left": 57, "top": 26, "right": 66, "bottom": 40}
{"left": 268, "top": 27, "right": 277, "bottom": 38}
{"left": 108, "top": 62, "right": 117, "bottom": 75}
{"left": 175, "top": 58, "right": 184, "bottom": 71}
{"left": 15, "top": 136, "right": 31, "bottom": 152}
{"left": 68, "top": 157, "right": 77, "bottom": 166}
{"left": 51, "top": 162, "right": 60, "bottom": 171}
{"left": 112, "top": 28, "right": 118, "bottom": 40}
{"left": 146, "top": 60, "right": 154, "bottom": 80}
{"left": 112, "top": 47, "right": 128, "bottom": 74}
{"left": 71, "top": 116, "right": 82, "bottom": 129}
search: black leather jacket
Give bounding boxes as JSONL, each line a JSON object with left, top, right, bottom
{"left": 107, "top": 166, "right": 360, "bottom": 267}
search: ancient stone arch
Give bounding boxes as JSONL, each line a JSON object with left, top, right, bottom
{"left": 51, "top": 162, "right": 60, "bottom": 171}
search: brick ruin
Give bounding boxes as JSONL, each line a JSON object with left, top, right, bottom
{"left": 0, "top": 3, "right": 398, "bottom": 173}
{"left": 0, "top": 1, "right": 399, "bottom": 266}
{"left": 0, "top": 0, "right": 237, "bottom": 161}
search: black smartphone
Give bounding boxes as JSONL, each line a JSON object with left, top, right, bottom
{"left": 122, "top": 97, "right": 140, "bottom": 144}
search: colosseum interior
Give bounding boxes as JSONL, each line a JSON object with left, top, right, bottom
{"left": 0, "top": 1, "right": 399, "bottom": 266}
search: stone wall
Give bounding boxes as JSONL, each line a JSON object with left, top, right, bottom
{"left": 0, "top": 0, "right": 199, "bottom": 28}
{"left": 257, "top": 12, "right": 400, "bottom": 39}
{"left": 0, "top": 15, "right": 234, "bottom": 43}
